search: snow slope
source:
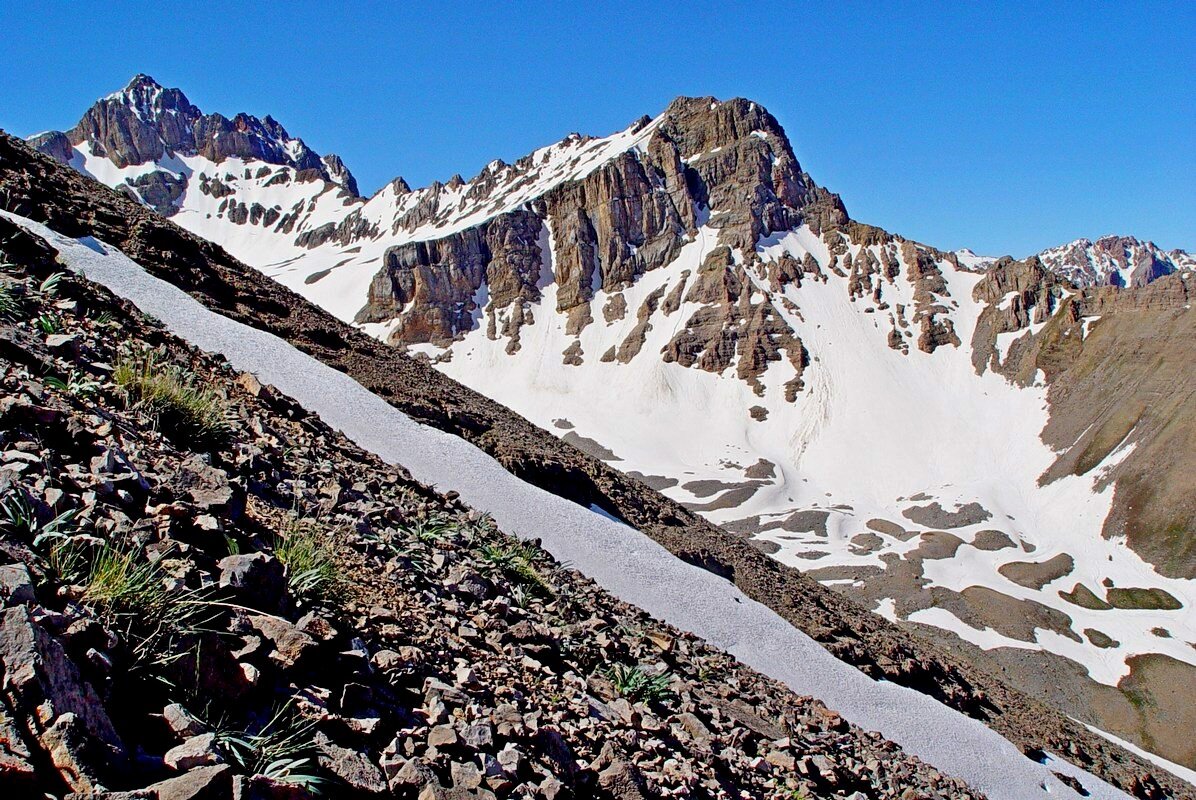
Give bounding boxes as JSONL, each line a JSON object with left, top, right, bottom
{"left": 5, "top": 210, "right": 1153, "bottom": 800}
{"left": 426, "top": 224, "right": 1196, "bottom": 690}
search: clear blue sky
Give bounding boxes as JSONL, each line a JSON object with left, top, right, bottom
{"left": 1, "top": 1, "right": 1191, "bottom": 256}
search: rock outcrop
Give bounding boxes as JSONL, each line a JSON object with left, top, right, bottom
{"left": 356, "top": 96, "right": 840, "bottom": 395}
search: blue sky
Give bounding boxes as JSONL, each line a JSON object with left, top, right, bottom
{"left": 1, "top": 1, "right": 1191, "bottom": 256}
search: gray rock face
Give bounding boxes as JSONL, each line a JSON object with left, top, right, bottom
{"left": 359, "top": 210, "right": 545, "bottom": 342}
{"left": 26, "top": 131, "right": 74, "bottom": 164}
{"left": 29, "top": 74, "right": 359, "bottom": 199}
{"left": 64, "top": 75, "right": 323, "bottom": 173}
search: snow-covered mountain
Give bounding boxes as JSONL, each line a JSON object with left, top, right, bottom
{"left": 1036, "top": 235, "right": 1196, "bottom": 288}
{"left": 31, "top": 75, "right": 1196, "bottom": 769}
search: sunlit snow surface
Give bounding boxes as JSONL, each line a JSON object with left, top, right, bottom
{"left": 6, "top": 211, "right": 1142, "bottom": 798}
{"left": 426, "top": 225, "right": 1196, "bottom": 689}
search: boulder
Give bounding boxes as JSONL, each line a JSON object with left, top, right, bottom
{"left": 145, "top": 764, "right": 234, "bottom": 800}
{"left": 0, "top": 563, "right": 36, "bottom": 606}
{"left": 171, "top": 456, "right": 244, "bottom": 518}
{"left": 248, "top": 615, "right": 317, "bottom": 669}
{"left": 314, "top": 733, "right": 387, "bottom": 795}
{"left": 218, "top": 553, "right": 286, "bottom": 611}
{"left": 164, "top": 732, "right": 221, "bottom": 771}
{"left": 0, "top": 606, "right": 123, "bottom": 788}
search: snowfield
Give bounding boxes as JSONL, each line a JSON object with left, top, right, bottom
{"left": 6, "top": 210, "right": 1159, "bottom": 800}
{"left": 424, "top": 224, "right": 1196, "bottom": 690}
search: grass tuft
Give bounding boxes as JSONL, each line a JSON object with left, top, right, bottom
{"left": 46, "top": 370, "right": 101, "bottom": 398}
{"left": 0, "top": 277, "right": 21, "bottom": 320}
{"left": 114, "top": 349, "right": 229, "bottom": 447}
{"left": 479, "top": 541, "right": 553, "bottom": 597}
{"left": 80, "top": 541, "right": 218, "bottom": 671}
{"left": 216, "top": 702, "right": 327, "bottom": 792}
{"left": 608, "top": 663, "right": 675, "bottom": 705}
{"left": 275, "top": 519, "right": 342, "bottom": 603}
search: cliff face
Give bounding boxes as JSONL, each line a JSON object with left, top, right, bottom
{"left": 357, "top": 97, "right": 846, "bottom": 398}
{"left": 974, "top": 265, "right": 1196, "bottom": 580}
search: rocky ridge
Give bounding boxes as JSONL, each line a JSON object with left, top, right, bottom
{"left": 30, "top": 74, "right": 358, "bottom": 221}
{"left": 1035, "top": 236, "right": 1195, "bottom": 289}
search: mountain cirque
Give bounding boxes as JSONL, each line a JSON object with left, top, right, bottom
{"left": 21, "top": 75, "right": 1196, "bottom": 777}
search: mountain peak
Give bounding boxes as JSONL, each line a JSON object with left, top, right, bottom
{"left": 31, "top": 74, "right": 360, "bottom": 199}
{"left": 105, "top": 72, "right": 163, "bottom": 98}
{"left": 1038, "top": 233, "right": 1194, "bottom": 287}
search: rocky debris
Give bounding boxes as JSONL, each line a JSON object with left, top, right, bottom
{"left": 0, "top": 132, "right": 1184, "bottom": 799}
{"left": 0, "top": 217, "right": 999, "bottom": 799}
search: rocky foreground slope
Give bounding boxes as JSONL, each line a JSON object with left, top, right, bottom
{"left": 0, "top": 212, "right": 996, "bottom": 799}
{"left": 0, "top": 127, "right": 1190, "bottom": 798}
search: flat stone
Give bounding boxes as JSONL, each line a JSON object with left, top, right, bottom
{"left": 164, "top": 733, "right": 221, "bottom": 771}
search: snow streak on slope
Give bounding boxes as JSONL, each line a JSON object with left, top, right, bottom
{"left": 7, "top": 211, "right": 1140, "bottom": 799}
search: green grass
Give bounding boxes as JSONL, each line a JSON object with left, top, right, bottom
{"left": 479, "top": 541, "right": 553, "bottom": 597}
{"left": 607, "top": 663, "right": 675, "bottom": 705}
{"left": 401, "top": 515, "right": 453, "bottom": 545}
{"left": 275, "top": 520, "right": 342, "bottom": 603}
{"left": 37, "top": 272, "right": 65, "bottom": 299}
{"left": 216, "top": 702, "right": 326, "bottom": 793}
{"left": 1106, "top": 586, "right": 1182, "bottom": 611}
{"left": 1058, "top": 582, "right": 1113, "bottom": 611}
{"left": 0, "top": 487, "right": 76, "bottom": 543}
{"left": 34, "top": 313, "right": 62, "bottom": 334}
{"left": 46, "top": 370, "right": 101, "bottom": 398}
{"left": 114, "top": 350, "right": 230, "bottom": 447}
{"left": 80, "top": 542, "right": 218, "bottom": 671}
{"left": 84, "top": 544, "right": 170, "bottom": 612}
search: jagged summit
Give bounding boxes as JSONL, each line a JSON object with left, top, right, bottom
{"left": 1036, "top": 234, "right": 1195, "bottom": 287}
{"left": 28, "top": 75, "right": 360, "bottom": 211}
